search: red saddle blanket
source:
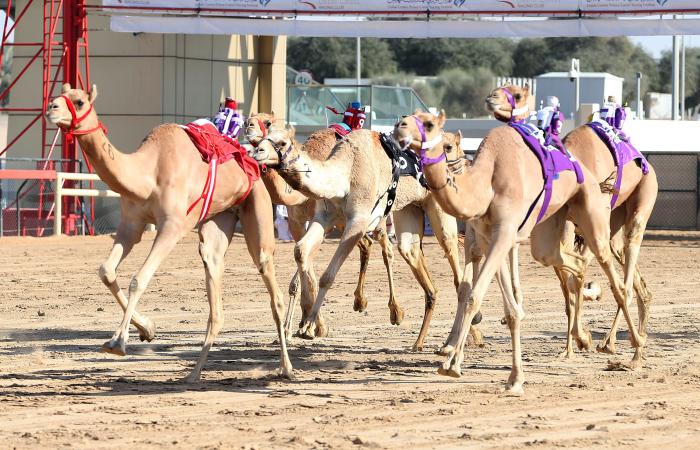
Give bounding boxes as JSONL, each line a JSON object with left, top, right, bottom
{"left": 181, "top": 120, "right": 261, "bottom": 221}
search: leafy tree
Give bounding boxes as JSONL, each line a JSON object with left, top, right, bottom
{"left": 287, "top": 37, "right": 396, "bottom": 82}
{"left": 654, "top": 48, "right": 700, "bottom": 112}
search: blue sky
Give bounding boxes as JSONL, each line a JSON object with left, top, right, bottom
{"left": 631, "top": 36, "right": 700, "bottom": 58}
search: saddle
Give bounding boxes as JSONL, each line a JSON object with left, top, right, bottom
{"left": 586, "top": 119, "right": 649, "bottom": 208}
{"left": 181, "top": 119, "right": 261, "bottom": 223}
{"left": 509, "top": 121, "right": 584, "bottom": 230}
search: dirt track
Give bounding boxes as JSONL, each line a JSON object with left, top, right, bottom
{"left": 1, "top": 231, "right": 699, "bottom": 449}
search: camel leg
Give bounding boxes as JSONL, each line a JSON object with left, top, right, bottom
{"left": 297, "top": 214, "right": 370, "bottom": 340}
{"left": 375, "top": 225, "right": 405, "bottom": 325}
{"left": 284, "top": 214, "right": 310, "bottom": 340}
{"left": 554, "top": 267, "right": 577, "bottom": 358}
{"left": 353, "top": 235, "right": 372, "bottom": 313}
{"left": 439, "top": 222, "right": 520, "bottom": 393}
{"left": 439, "top": 223, "right": 484, "bottom": 356}
{"left": 294, "top": 207, "right": 338, "bottom": 339}
{"left": 393, "top": 206, "right": 440, "bottom": 351}
{"left": 240, "top": 181, "right": 293, "bottom": 378}
{"left": 495, "top": 258, "right": 526, "bottom": 395}
{"left": 98, "top": 216, "right": 155, "bottom": 342}
{"left": 101, "top": 218, "right": 186, "bottom": 356}
{"left": 183, "top": 211, "right": 237, "bottom": 383}
{"left": 424, "top": 199, "right": 462, "bottom": 288}
{"left": 571, "top": 192, "right": 645, "bottom": 362}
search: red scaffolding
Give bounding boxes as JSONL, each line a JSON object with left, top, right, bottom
{"left": 0, "top": 0, "right": 93, "bottom": 235}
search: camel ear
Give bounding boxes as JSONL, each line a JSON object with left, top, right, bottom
{"left": 457, "top": 129, "right": 463, "bottom": 140}
{"left": 437, "top": 109, "right": 447, "bottom": 127}
{"left": 62, "top": 83, "right": 71, "bottom": 93}
{"left": 88, "top": 84, "right": 98, "bottom": 103}
{"left": 413, "top": 108, "right": 423, "bottom": 115}
{"left": 270, "top": 110, "right": 276, "bottom": 119}
{"left": 523, "top": 83, "right": 530, "bottom": 94}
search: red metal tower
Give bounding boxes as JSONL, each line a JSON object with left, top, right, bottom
{"left": 0, "top": 0, "right": 93, "bottom": 235}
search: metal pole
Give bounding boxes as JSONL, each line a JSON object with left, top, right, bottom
{"left": 636, "top": 72, "right": 643, "bottom": 120}
{"left": 356, "top": 37, "right": 361, "bottom": 103}
{"left": 680, "top": 35, "right": 686, "bottom": 120}
{"left": 672, "top": 35, "right": 680, "bottom": 120}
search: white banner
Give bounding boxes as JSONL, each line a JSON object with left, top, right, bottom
{"left": 110, "top": 15, "right": 700, "bottom": 37}
{"left": 102, "top": 0, "right": 700, "bottom": 15}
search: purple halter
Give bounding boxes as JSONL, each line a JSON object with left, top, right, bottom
{"left": 500, "top": 88, "right": 529, "bottom": 123}
{"left": 412, "top": 115, "right": 445, "bottom": 166}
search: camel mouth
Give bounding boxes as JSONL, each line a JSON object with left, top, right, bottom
{"left": 484, "top": 98, "right": 501, "bottom": 113}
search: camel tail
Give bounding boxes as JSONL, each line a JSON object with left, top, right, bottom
{"left": 599, "top": 170, "right": 617, "bottom": 194}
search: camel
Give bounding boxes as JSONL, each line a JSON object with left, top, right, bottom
{"left": 251, "top": 122, "right": 482, "bottom": 351}
{"left": 46, "top": 84, "right": 292, "bottom": 382}
{"left": 393, "top": 95, "right": 643, "bottom": 394}
{"left": 486, "top": 85, "right": 658, "bottom": 362}
{"left": 244, "top": 113, "right": 399, "bottom": 338}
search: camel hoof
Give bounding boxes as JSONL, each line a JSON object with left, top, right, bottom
{"left": 314, "top": 322, "right": 329, "bottom": 338}
{"left": 137, "top": 317, "right": 156, "bottom": 342}
{"left": 504, "top": 384, "right": 525, "bottom": 396}
{"left": 471, "top": 311, "right": 483, "bottom": 325}
{"left": 558, "top": 348, "right": 576, "bottom": 360}
{"left": 353, "top": 295, "right": 368, "bottom": 313}
{"left": 101, "top": 339, "right": 126, "bottom": 356}
{"left": 390, "top": 307, "right": 405, "bottom": 326}
{"left": 181, "top": 373, "right": 201, "bottom": 384}
{"left": 576, "top": 330, "right": 594, "bottom": 351}
{"left": 411, "top": 343, "right": 423, "bottom": 352}
{"left": 597, "top": 342, "right": 616, "bottom": 355}
{"left": 466, "top": 328, "right": 484, "bottom": 347}
{"left": 296, "top": 321, "right": 316, "bottom": 340}
{"left": 435, "top": 344, "right": 453, "bottom": 356}
{"left": 278, "top": 366, "right": 295, "bottom": 380}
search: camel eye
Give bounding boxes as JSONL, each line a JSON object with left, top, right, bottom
{"left": 425, "top": 121, "right": 434, "bottom": 131}
{"left": 514, "top": 93, "right": 522, "bottom": 101}
{"left": 76, "top": 99, "right": 84, "bottom": 108}
{"left": 444, "top": 145, "right": 452, "bottom": 153}
{"left": 264, "top": 121, "right": 272, "bottom": 128}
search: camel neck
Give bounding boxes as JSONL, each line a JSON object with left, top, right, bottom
{"left": 279, "top": 141, "right": 351, "bottom": 200}
{"left": 421, "top": 145, "right": 494, "bottom": 221}
{"left": 75, "top": 130, "right": 151, "bottom": 201}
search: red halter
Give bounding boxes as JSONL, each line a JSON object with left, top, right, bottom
{"left": 58, "top": 94, "right": 107, "bottom": 143}
{"left": 256, "top": 118, "right": 268, "bottom": 139}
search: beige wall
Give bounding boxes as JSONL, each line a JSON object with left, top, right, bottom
{"left": 7, "top": 0, "right": 286, "bottom": 158}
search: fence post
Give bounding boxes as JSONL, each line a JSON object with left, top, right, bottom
{"left": 54, "top": 173, "right": 62, "bottom": 236}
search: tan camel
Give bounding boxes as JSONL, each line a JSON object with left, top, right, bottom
{"left": 244, "top": 114, "right": 399, "bottom": 337}
{"left": 487, "top": 85, "right": 658, "bottom": 363}
{"left": 46, "top": 84, "right": 292, "bottom": 382}
{"left": 251, "top": 123, "right": 481, "bottom": 351}
{"left": 394, "top": 98, "right": 643, "bottom": 394}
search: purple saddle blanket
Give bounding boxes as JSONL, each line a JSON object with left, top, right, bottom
{"left": 509, "top": 121, "right": 584, "bottom": 229}
{"left": 586, "top": 120, "right": 649, "bottom": 208}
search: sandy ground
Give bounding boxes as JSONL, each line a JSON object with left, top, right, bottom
{"left": 1, "top": 230, "right": 700, "bottom": 449}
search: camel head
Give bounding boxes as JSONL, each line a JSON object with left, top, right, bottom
{"left": 244, "top": 112, "right": 276, "bottom": 147}
{"left": 46, "top": 83, "right": 99, "bottom": 131}
{"left": 251, "top": 122, "right": 296, "bottom": 168}
{"left": 442, "top": 130, "right": 464, "bottom": 160}
{"left": 393, "top": 109, "right": 447, "bottom": 157}
{"left": 485, "top": 84, "right": 533, "bottom": 123}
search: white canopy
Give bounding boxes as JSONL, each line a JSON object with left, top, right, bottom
{"left": 103, "top": 1, "right": 700, "bottom": 38}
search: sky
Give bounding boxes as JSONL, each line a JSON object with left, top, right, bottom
{"left": 631, "top": 36, "right": 700, "bottom": 58}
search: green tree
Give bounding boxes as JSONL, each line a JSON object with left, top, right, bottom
{"left": 654, "top": 48, "right": 700, "bottom": 112}
{"left": 287, "top": 37, "right": 396, "bottom": 82}
{"left": 513, "top": 37, "right": 659, "bottom": 103}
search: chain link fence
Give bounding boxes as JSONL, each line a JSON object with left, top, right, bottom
{"left": 644, "top": 152, "right": 699, "bottom": 230}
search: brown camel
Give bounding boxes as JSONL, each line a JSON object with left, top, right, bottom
{"left": 251, "top": 123, "right": 481, "bottom": 351}
{"left": 46, "top": 84, "right": 292, "bottom": 382}
{"left": 394, "top": 98, "right": 642, "bottom": 394}
{"left": 487, "top": 85, "right": 658, "bottom": 363}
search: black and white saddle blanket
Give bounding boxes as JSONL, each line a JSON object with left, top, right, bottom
{"left": 398, "top": 149, "right": 428, "bottom": 189}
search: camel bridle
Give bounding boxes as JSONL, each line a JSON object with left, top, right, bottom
{"left": 500, "top": 88, "right": 529, "bottom": 123}
{"left": 245, "top": 118, "right": 268, "bottom": 147}
{"left": 57, "top": 94, "right": 107, "bottom": 143}
{"left": 409, "top": 115, "right": 445, "bottom": 167}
